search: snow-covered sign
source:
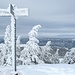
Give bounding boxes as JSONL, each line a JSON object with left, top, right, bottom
{"left": 0, "top": 4, "right": 28, "bottom": 16}
{"left": 0, "top": 4, "right": 28, "bottom": 74}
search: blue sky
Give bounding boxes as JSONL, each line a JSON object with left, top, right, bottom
{"left": 0, "top": 0, "right": 75, "bottom": 38}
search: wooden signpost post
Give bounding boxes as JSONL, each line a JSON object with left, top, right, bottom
{"left": 0, "top": 4, "right": 28, "bottom": 75}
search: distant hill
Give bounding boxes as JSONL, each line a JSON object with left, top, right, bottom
{"left": 1, "top": 36, "right": 74, "bottom": 57}
{"left": 0, "top": 36, "right": 4, "bottom": 44}
{"left": 0, "top": 36, "right": 75, "bottom": 49}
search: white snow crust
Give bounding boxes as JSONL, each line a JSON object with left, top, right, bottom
{"left": 0, "top": 64, "right": 75, "bottom": 75}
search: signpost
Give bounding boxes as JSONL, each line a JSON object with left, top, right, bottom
{"left": 0, "top": 4, "right": 28, "bottom": 75}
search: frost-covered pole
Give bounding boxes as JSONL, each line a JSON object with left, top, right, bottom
{"left": 10, "top": 4, "right": 17, "bottom": 72}
{"left": 10, "top": 4, "right": 28, "bottom": 73}
{"left": 0, "top": 4, "right": 28, "bottom": 74}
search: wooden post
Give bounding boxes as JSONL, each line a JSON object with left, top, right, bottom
{"left": 0, "top": 4, "right": 28, "bottom": 75}
{"left": 10, "top": 4, "right": 17, "bottom": 72}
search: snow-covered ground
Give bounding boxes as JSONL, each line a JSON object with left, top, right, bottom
{"left": 0, "top": 64, "right": 75, "bottom": 75}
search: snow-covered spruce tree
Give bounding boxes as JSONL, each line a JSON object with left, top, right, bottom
{"left": 4, "top": 25, "right": 12, "bottom": 65}
{"left": 4, "top": 25, "right": 11, "bottom": 54}
{"left": 0, "top": 43, "right": 7, "bottom": 65}
{"left": 20, "top": 25, "right": 44, "bottom": 65}
{"left": 62, "top": 48, "right": 75, "bottom": 64}
{"left": 0, "top": 44, "right": 4, "bottom": 65}
{"left": 40, "top": 41, "right": 60, "bottom": 64}
{"left": 4, "top": 25, "right": 22, "bottom": 65}
{"left": 40, "top": 41, "right": 54, "bottom": 64}
{"left": 52, "top": 49, "right": 60, "bottom": 64}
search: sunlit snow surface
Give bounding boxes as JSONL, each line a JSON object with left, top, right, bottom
{"left": 0, "top": 64, "right": 75, "bottom": 75}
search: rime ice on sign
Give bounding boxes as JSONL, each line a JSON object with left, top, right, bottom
{"left": 0, "top": 4, "right": 28, "bottom": 73}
